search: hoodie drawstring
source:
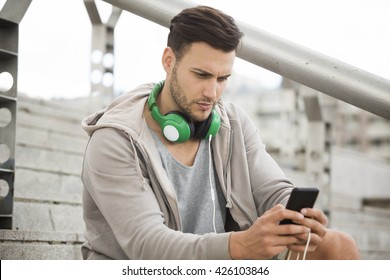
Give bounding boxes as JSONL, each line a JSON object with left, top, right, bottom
{"left": 129, "top": 137, "right": 147, "bottom": 190}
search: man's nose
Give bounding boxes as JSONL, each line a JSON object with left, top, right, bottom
{"left": 203, "top": 80, "right": 218, "bottom": 100}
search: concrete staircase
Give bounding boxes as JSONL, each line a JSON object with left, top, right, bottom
{"left": 0, "top": 95, "right": 100, "bottom": 259}
{"left": 1, "top": 94, "right": 389, "bottom": 260}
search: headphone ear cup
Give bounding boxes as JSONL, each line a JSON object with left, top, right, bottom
{"left": 162, "top": 111, "right": 194, "bottom": 143}
{"left": 205, "top": 109, "right": 221, "bottom": 139}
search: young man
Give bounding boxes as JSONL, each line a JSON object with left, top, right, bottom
{"left": 81, "top": 5, "right": 359, "bottom": 260}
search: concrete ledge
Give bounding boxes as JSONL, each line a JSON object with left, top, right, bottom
{"left": 0, "top": 230, "right": 85, "bottom": 260}
{"left": 13, "top": 201, "right": 85, "bottom": 232}
{"left": 0, "top": 230, "right": 84, "bottom": 242}
{"left": 0, "top": 243, "right": 83, "bottom": 260}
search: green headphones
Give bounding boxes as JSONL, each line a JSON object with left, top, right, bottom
{"left": 147, "top": 81, "right": 221, "bottom": 143}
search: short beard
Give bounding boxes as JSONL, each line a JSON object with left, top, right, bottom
{"left": 169, "top": 65, "right": 207, "bottom": 123}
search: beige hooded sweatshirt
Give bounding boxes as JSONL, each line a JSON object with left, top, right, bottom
{"left": 81, "top": 83, "right": 293, "bottom": 259}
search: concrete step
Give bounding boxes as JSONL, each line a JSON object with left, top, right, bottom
{"left": 0, "top": 230, "right": 84, "bottom": 260}
{"left": 15, "top": 145, "right": 84, "bottom": 176}
{"left": 14, "top": 168, "right": 82, "bottom": 204}
{"left": 12, "top": 200, "right": 84, "bottom": 233}
{"left": 18, "top": 95, "right": 93, "bottom": 121}
{"left": 16, "top": 126, "right": 87, "bottom": 155}
{"left": 17, "top": 109, "right": 85, "bottom": 138}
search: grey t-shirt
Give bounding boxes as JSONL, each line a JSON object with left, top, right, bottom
{"left": 152, "top": 133, "right": 226, "bottom": 234}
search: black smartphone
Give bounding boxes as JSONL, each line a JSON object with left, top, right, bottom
{"left": 280, "top": 187, "right": 319, "bottom": 225}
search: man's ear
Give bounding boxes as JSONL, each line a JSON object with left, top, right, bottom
{"left": 162, "top": 47, "right": 175, "bottom": 73}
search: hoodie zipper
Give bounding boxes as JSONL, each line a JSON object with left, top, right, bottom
{"left": 224, "top": 129, "right": 255, "bottom": 225}
{"left": 134, "top": 142, "right": 179, "bottom": 230}
{"left": 230, "top": 193, "right": 256, "bottom": 225}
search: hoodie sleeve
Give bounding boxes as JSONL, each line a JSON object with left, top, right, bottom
{"left": 82, "top": 127, "right": 231, "bottom": 259}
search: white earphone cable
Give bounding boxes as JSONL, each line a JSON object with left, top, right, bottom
{"left": 208, "top": 135, "right": 217, "bottom": 234}
{"left": 286, "top": 229, "right": 311, "bottom": 260}
{"left": 302, "top": 230, "right": 311, "bottom": 260}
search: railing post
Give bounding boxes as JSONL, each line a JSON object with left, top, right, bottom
{"left": 302, "top": 87, "right": 331, "bottom": 218}
{"left": 84, "top": 0, "right": 122, "bottom": 103}
{"left": 0, "top": 0, "right": 32, "bottom": 229}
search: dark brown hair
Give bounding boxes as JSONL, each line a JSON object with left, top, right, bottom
{"left": 167, "top": 5, "right": 244, "bottom": 60}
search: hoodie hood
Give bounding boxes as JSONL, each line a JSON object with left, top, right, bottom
{"left": 81, "top": 83, "right": 155, "bottom": 139}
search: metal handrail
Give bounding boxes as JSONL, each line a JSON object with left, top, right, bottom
{"left": 103, "top": 0, "right": 390, "bottom": 120}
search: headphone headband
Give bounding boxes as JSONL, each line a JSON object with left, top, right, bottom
{"left": 147, "top": 81, "right": 163, "bottom": 112}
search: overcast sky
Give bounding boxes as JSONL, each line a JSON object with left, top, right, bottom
{"left": 4, "top": 0, "right": 389, "bottom": 99}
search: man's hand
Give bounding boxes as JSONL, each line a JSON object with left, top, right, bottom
{"left": 229, "top": 204, "right": 311, "bottom": 259}
{"left": 286, "top": 207, "right": 328, "bottom": 254}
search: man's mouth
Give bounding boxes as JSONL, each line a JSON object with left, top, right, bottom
{"left": 196, "top": 102, "right": 214, "bottom": 111}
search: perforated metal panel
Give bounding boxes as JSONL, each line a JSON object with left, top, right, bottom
{"left": 0, "top": 0, "right": 31, "bottom": 229}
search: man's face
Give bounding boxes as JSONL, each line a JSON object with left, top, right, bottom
{"left": 165, "top": 42, "right": 236, "bottom": 122}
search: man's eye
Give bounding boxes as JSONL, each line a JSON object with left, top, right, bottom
{"left": 196, "top": 72, "right": 208, "bottom": 78}
{"left": 218, "top": 77, "right": 229, "bottom": 82}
